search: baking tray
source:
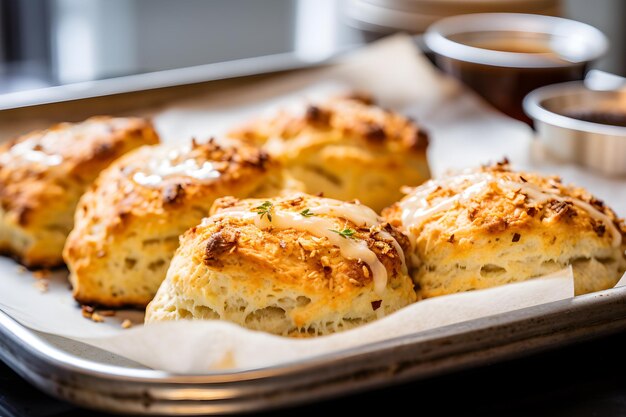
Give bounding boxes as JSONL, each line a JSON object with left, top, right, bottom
{"left": 1, "top": 52, "right": 626, "bottom": 415}
{"left": 0, "top": 288, "right": 625, "bottom": 414}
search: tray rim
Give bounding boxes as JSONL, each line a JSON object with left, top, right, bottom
{"left": 0, "top": 45, "right": 363, "bottom": 111}
{"left": 1, "top": 285, "right": 626, "bottom": 414}
{"left": 3, "top": 283, "right": 622, "bottom": 381}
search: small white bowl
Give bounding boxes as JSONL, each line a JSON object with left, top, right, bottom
{"left": 523, "top": 82, "right": 626, "bottom": 176}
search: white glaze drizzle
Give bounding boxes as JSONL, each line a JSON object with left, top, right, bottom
{"left": 399, "top": 172, "right": 622, "bottom": 248}
{"left": 1, "top": 118, "right": 131, "bottom": 168}
{"left": 210, "top": 202, "right": 404, "bottom": 295}
{"left": 130, "top": 145, "right": 222, "bottom": 187}
{"left": 306, "top": 198, "right": 407, "bottom": 273}
{"left": 0, "top": 137, "right": 63, "bottom": 166}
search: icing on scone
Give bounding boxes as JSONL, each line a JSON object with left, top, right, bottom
{"left": 210, "top": 197, "right": 407, "bottom": 296}
{"left": 400, "top": 171, "right": 622, "bottom": 248}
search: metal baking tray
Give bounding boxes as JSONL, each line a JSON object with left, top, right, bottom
{"left": 1, "top": 288, "right": 625, "bottom": 414}
{"left": 1, "top": 52, "right": 626, "bottom": 415}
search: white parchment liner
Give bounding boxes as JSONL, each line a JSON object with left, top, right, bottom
{"left": 0, "top": 36, "right": 623, "bottom": 373}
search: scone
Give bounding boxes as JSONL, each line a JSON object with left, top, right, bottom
{"left": 64, "top": 138, "right": 283, "bottom": 308}
{"left": 383, "top": 161, "right": 626, "bottom": 297}
{"left": 145, "top": 193, "right": 417, "bottom": 337}
{"left": 0, "top": 116, "right": 159, "bottom": 268}
{"left": 230, "top": 94, "right": 430, "bottom": 212}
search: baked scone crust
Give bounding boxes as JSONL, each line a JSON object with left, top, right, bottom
{"left": 0, "top": 116, "right": 159, "bottom": 268}
{"left": 145, "top": 194, "right": 417, "bottom": 336}
{"left": 64, "top": 138, "right": 282, "bottom": 308}
{"left": 230, "top": 95, "right": 430, "bottom": 212}
{"left": 383, "top": 161, "right": 626, "bottom": 297}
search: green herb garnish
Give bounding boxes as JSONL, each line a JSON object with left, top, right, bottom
{"left": 253, "top": 201, "right": 273, "bottom": 221}
{"left": 329, "top": 228, "right": 357, "bottom": 239}
{"left": 300, "top": 208, "right": 316, "bottom": 217}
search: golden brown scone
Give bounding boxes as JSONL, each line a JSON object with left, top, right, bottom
{"left": 145, "top": 193, "right": 416, "bottom": 336}
{"left": 0, "top": 116, "right": 159, "bottom": 268}
{"left": 229, "top": 94, "right": 430, "bottom": 212}
{"left": 383, "top": 161, "right": 626, "bottom": 297}
{"left": 64, "top": 138, "right": 283, "bottom": 308}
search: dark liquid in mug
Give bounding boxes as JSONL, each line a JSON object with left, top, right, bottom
{"left": 435, "top": 36, "right": 587, "bottom": 124}
{"left": 563, "top": 110, "right": 626, "bottom": 127}
{"left": 464, "top": 38, "right": 555, "bottom": 54}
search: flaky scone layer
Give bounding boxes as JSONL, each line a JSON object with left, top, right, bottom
{"left": 383, "top": 161, "right": 626, "bottom": 297}
{"left": 0, "top": 116, "right": 159, "bottom": 268}
{"left": 146, "top": 193, "right": 416, "bottom": 336}
{"left": 64, "top": 138, "right": 283, "bottom": 308}
{"left": 230, "top": 94, "right": 430, "bottom": 212}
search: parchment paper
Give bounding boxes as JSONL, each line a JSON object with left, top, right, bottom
{"left": 0, "top": 259, "right": 573, "bottom": 372}
{"left": 0, "top": 36, "right": 622, "bottom": 373}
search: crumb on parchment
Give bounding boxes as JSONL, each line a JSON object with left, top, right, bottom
{"left": 33, "top": 279, "right": 48, "bottom": 293}
{"left": 80, "top": 306, "right": 132, "bottom": 327}
{"left": 81, "top": 305, "right": 94, "bottom": 319}
{"left": 80, "top": 305, "right": 110, "bottom": 323}
{"left": 33, "top": 269, "right": 50, "bottom": 279}
{"left": 91, "top": 312, "right": 104, "bottom": 323}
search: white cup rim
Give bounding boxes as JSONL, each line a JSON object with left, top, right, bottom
{"left": 424, "top": 13, "right": 609, "bottom": 68}
{"left": 523, "top": 81, "right": 626, "bottom": 136}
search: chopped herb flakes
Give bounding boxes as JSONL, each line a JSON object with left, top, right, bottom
{"left": 252, "top": 201, "right": 273, "bottom": 221}
{"left": 329, "top": 228, "right": 357, "bottom": 239}
{"left": 300, "top": 208, "right": 316, "bottom": 217}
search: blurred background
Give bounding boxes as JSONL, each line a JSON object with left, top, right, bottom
{"left": 1, "top": 0, "right": 625, "bottom": 94}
